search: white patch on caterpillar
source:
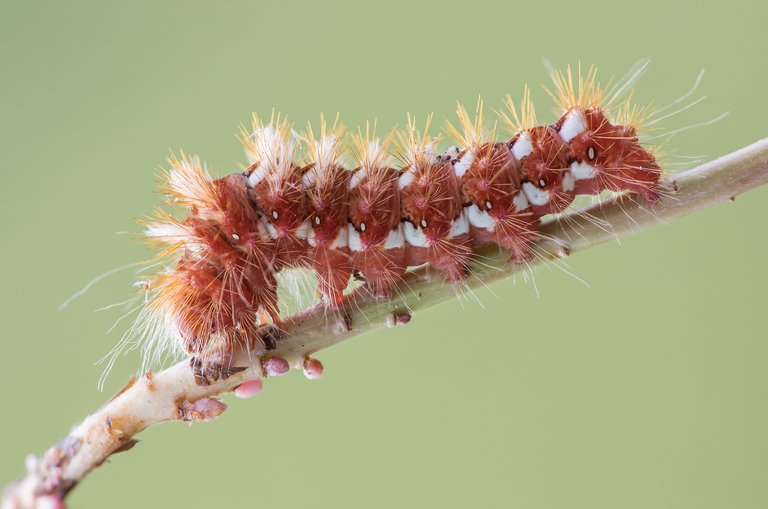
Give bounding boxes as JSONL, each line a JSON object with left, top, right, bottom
{"left": 398, "top": 169, "right": 415, "bottom": 189}
{"left": 453, "top": 151, "right": 474, "bottom": 178}
{"left": 448, "top": 210, "right": 469, "bottom": 239}
{"left": 350, "top": 137, "right": 391, "bottom": 184}
{"left": 558, "top": 109, "right": 587, "bottom": 142}
{"left": 314, "top": 135, "right": 341, "bottom": 173}
{"left": 570, "top": 161, "right": 597, "bottom": 180}
{"left": 522, "top": 181, "right": 550, "bottom": 206}
{"left": 348, "top": 224, "right": 363, "bottom": 252}
{"left": 384, "top": 225, "right": 405, "bottom": 250}
{"left": 513, "top": 191, "right": 529, "bottom": 212}
{"left": 247, "top": 125, "right": 295, "bottom": 175}
{"left": 444, "top": 146, "right": 461, "bottom": 160}
{"left": 301, "top": 169, "right": 316, "bottom": 187}
{"left": 247, "top": 165, "right": 267, "bottom": 187}
{"left": 265, "top": 220, "right": 280, "bottom": 239}
{"left": 403, "top": 221, "right": 428, "bottom": 247}
{"left": 305, "top": 228, "right": 316, "bottom": 247}
{"left": 467, "top": 204, "right": 495, "bottom": 232}
{"left": 295, "top": 220, "right": 312, "bottom": 240}
{"left": 562, "top": 170, "right": 576, "bottom": 192}
{"left": 255, "top": 219, "right": 270, "bottom": 240}
{"left": 349, "top": 168, "right": 366, "bottom": 189}
{"left": 362, "top": 140, "right": 385, "bottom": 168}
{"left": 424, "top": 143, "right": 438, "bottom": 162}
{"left": 331, "top": 226, "right": 348, "bottom": 249}
{"left": 511, "top": 131, "right": 533, "bottom": 160}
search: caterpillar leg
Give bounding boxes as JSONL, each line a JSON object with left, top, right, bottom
{"left": 416, "top": 242, "right": 473, "bottom": 284}
{"left": 352, "top": 245, "right": 407, "bottom": 300}
{"left": 503, "top": 236, "right": 536, "bottom": 264}
{"left": 440, "top": 259, "right": 471, "bottom": 283}
{"left": 190, "top": 356, "right": 246, "bottom": 387}
{"left": 311, "top": 246, "right": 353, "bottom": 308}
{"left": 257, "top": 322, "right": 282, "bottom": 351}
{"left": 469, "top": 207, "right": 537, "bottom": 264}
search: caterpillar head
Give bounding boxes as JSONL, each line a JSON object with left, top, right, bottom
{"left": 169, "top": 255, "right": 265, "bottom": 364}
{"left": 555, "top": 107, "right": 661, "bottom": 202}
{"left": 611, "top": 125, "right": 662, "bottom": 204}
{"left": 149, "top": 155, "right": 268, "bottom": 265}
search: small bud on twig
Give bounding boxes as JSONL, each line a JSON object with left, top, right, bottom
{"left": 263, "top": 357, "right": 290, "bottom": 377}
{"left": 303, "top": 357, "right": 324, "bottom": 379}
{"left": 234, "top": 379, "right": 263, "bottom": 398}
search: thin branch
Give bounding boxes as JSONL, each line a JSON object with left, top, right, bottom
{"left": 4, "top": 137, "right": 768, "bottom": 509}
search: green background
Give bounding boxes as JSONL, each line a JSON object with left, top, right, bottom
{"left": 2, "top": 1, "right": 767, "bottom": 507}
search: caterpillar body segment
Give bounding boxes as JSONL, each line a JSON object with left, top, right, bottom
{"left": 299, "top": 117, "right": 353, "bottom": 307}
{"left": 242, "top": 112, "right": 315, "bottom": 276}
{"left": 133, "top": 66, "right": 665, "bottom": 373}
{"left": 454, "top": 141, "right": 537, "bottom": 263}
{"left": 510, "top": 126, "right": 573, "bottom": 216}
{"left": 397, "top": 117, "right": 472, "bottom": 284}
{"left": 347, "top": 131, "right": 408, "bottom": 299}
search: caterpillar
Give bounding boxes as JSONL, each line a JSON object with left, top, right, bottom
{"left": 132, "top": 65, "right": 665, "bottom": 382}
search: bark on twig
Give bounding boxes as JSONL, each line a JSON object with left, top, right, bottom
{"left": 4, "top": 138, "right": 768, "bottom": 509}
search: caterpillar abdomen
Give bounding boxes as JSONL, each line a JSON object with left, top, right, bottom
{"left": 139, "top": 66, "right": 663, "bottom": 370}
{"left": 398, "top": 119, "right": 473, "bottom": 283}
{"left": 458, "top": 142, "right": 537, "bottom": 262}
{"left": 347, "top": 137, "right": 407, "bottom": 299}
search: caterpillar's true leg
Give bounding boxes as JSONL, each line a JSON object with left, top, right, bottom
{"left": 190, "top": 357, "right": 247, "bottom": 387}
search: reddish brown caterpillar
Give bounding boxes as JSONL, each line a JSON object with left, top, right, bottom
{"left": 133, "top": 66, "right": 663, "bottom": 377}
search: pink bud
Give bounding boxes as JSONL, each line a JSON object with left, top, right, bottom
{"left": 263, "top": 357, "right": 289, "bottom": 377}
{"left": 303, "top": 357, "right": 324, "bottom": 380}
{"left": 234, "top": 379, "right": 263, "bottom": 398}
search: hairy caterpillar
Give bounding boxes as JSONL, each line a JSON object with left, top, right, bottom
{"left": 128, "top": 65, "right": 668, "bottom": 382}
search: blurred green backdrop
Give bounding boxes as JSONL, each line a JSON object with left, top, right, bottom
{"left": 2, "top": 1, "right": 767, "bottom": 508}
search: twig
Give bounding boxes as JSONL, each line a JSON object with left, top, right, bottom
{"left": 4, "top": 138, "right": 768, "bottom": 509}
